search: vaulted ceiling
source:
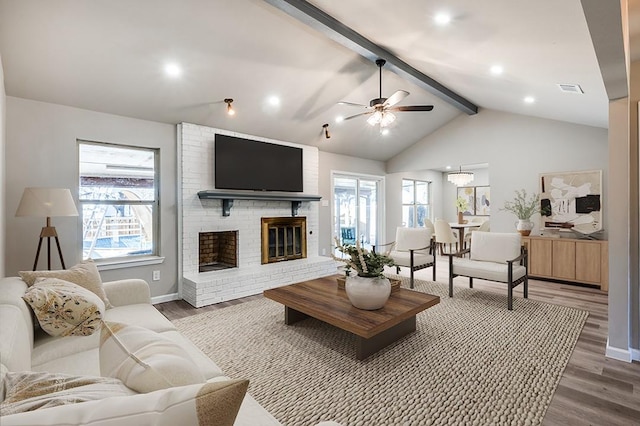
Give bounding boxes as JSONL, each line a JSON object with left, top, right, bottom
{"left": 0, "top": 0, "right": 616, "bottom": 161}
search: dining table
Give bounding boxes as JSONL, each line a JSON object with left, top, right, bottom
{"left": 448, "top": 222, "right": 481, "bottom": 249}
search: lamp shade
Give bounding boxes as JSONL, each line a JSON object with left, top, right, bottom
{"left": 15, "top": 188, "right": 79, "bottom": 217}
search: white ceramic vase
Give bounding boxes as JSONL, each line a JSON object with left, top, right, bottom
{"left": 345, "top": 275, "right": 391, "bottom": 310}
{"left": 516, "top": 219, "right": 534, "bottom": 236}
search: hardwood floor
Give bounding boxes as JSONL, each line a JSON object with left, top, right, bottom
{"left": 155, "top": 256, "right": 640, "bottom": 426}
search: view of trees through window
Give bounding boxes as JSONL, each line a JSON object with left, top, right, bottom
{"left": 79, "top": 141, "right": 158, "bottom": 260}
{"left": 402, "top": 179, "right": 431, "bottom": 227}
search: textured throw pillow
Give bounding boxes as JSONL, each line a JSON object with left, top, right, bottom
{"left": 22, "top": 278, "right": 105, "bottom": 337}
{"left": 0, "top": 379, "right": 248, "bottom": 426}
{"left": 19, "top": 260, "right": 112, "bottom": 308}
{"left": 100, "top": 321, "right": 206, "bottom": 393}
{"left": 0, "top": 371, "right": 135, "bottom": 415}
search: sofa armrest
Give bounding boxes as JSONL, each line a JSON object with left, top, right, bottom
{"left": 103, "top": 279, "right": 151, "bottom": 306}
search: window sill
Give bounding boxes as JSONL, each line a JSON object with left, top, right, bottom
{"left": 94, "top": 256, "right": 165, "bottom": 271}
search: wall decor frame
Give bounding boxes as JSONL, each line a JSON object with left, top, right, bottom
{"left": 474, "top": 186, "right": 491, "bottom": 216}
{"left": 539, "top": 169, "right": 603, "bottom": 235}
{"left": 456, "top": 186, "right": 476, "bottom": 216}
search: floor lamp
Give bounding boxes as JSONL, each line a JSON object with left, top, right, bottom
{"left": 15, "top": 188, "right": 79, "bottom": 271}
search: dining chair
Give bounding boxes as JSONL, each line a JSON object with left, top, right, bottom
{"left": 464, "top": 220, "right": 490, "bottom": 248}
{"left": 434, "top": 219, "right": 458, "bottom": 255}
{"left": 424, "top": 218, "right": 436, "bottom": 235}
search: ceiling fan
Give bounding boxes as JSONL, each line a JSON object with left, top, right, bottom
{"left": 339, "top": 59, "right": 434, "bottom": 128}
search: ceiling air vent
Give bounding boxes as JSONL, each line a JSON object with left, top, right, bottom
{"left": 557, "top": 83, "right": 584, "bottom": 94}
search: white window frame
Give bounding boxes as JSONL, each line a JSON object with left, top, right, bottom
{"left": 78, "top": 140, "right": 162, "bottom": 268}
{"left": 402, "top": 178, "right": 432, "bottom": 228}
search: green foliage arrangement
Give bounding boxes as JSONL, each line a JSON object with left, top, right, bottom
{"left": 501, "top": 189, "right": 543, "bottom": 220}
{"left": 332, "top": 237, "right": 394, "bottom": 278}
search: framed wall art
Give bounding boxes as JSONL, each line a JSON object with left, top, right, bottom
{"left": 539, "top": 169, "right": 603, "bottom": 234}
{"left": 456, "top": 187, "right": 475, "bottom": 216}
{"left": 474, "top": 186, "right": 491, "bottom": 216}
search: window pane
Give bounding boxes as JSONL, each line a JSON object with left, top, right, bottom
{"left": 402, "top": 206, "right": 414, "bottom": 227}
{"left": 402, "top": 179, "right": 414, "bottom": 204}
{"left": 79, "top": 142, "right": 158, "bottom": 261}
{"left": 79, "top": 144, "right": 155, "bottom": 201}
{"left": 82, "top": 203, "right": 154, "bottom": 259}
{"left": 416, "top": 181, "right": 429, "bottom": 204}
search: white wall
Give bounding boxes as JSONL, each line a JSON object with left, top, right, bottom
{"left": 5, "top": 97, "right": 177, "bottom": 298}
{"left": 387, "top": 109, "right": 609, "bottom": 236}
{"left": 317, "top": 151, "right": 385, "bottom": 255}
{"left": 0, "top": 55, "right": 5, "bottom": 277}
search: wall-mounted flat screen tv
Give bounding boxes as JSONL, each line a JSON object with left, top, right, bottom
{"left": 214, "top": 134, "right": 303, "bottom": 192}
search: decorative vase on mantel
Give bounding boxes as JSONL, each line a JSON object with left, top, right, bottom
{"left": 516, "top": 219, "right": 534, "bottom": 236}
{"left": 458, "top": 211, "right": 464, "bottom": 224}
{"left": 345, "top": 275, "right": 391, "bottom": 310}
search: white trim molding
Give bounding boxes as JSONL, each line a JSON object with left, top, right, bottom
{"left": 606, "top": 338, "right": 633, "bottom": 362}
{"left": 632, "top": 348, "right": 640, "bottom": 362}
{"left": 151, "top": 292, "right": 180, "bottom": 305}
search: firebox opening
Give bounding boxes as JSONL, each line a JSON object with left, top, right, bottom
{"left": 199, "top": 231, "right": 238, "bottom": 273}
{"left": 261, "top": 217, "right": 307, "bottom": 264}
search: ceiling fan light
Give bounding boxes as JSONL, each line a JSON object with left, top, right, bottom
{"left": 367, "top": 111, "right": 383, "bottom": 126}
{"left": 380, "top": 111, "right": 396, "bottom": 127}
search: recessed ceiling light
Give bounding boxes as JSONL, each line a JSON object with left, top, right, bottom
{"left": 335, "top": 116, "right": 344, "bottom": 123}
{"left": 446, "top": 166, "right": 452, "bottom": 170}
{"left": 490, "top": 65, "right": 504, "bottom": 75}
{"left": 524, "top": 96, "right": 535, "bottom": 104}
{"left": 381, "top": 129, "right": 390, "bottom": 136}
{"left": 268, "top": 96, "right": 280, "bottom": 106}
{"left": 434, "top": 12, "right": 451, "bottom": 26}
{"left": 164, "top": 63, "right": 182, "bottom": 78}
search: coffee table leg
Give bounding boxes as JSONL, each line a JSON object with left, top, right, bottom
{"left": 284, "top": 306, "right": 309, "bottom": 325}
{"left": 356, "top": 316, "right": 417, "bottom": 360}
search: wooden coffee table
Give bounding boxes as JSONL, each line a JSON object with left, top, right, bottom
{"left": 263, "top": 275, "right": 440, "bottom": 360}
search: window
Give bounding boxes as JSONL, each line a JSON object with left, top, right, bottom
{"left": 79, "top": 141, "right": 158, "bottom": 261}
{"left": 402, "top": 179, "right": 430, "bottom": 227}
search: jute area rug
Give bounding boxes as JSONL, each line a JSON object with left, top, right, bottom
{"left": 173, "top": 276, "right": 588, "bottom": 426}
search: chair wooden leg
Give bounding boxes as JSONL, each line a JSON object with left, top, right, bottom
{"left": 432, "top": 262, "right": 436, "bottom": 281}
{"left": 524, "top": 277, "right": 529, "bottom": 299}
{"left": 448, "top": 257, "right": 454, "bottom": 297}
{"left": 469, "top": 277, "right": 473, "bottom": 289}
{"left": 410, "top": 269, "right": 414, "bottom": 289}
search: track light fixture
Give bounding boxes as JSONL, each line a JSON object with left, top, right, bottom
{"left": 322, "top": 123, "right": 331, "bottom": 139}
{"left": 224, "top": 98, "right": 235, "bottom": 116}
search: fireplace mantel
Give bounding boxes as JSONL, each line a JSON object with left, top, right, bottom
{"left": 197, "top": 190, "right": 322, "bottom": 216}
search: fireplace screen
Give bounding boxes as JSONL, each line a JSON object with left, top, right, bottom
{"left": 261, "top": 217, "right": 306, "bottom": 264}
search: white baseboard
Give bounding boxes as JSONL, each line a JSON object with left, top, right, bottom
{"left": 632, "top": 348, "right": 640, "bottom": 362}
{"left": 605, "top": 338, "right": 633, "bottom": 362}
{"left": 151, "top": 293, "right": 180, "bottom": 305}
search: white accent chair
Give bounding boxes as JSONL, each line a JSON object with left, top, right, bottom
{"left": 446, "top": 232, "right": 528, "bottom": 310}
{"left": 434, "top": 219, "right": 458, "bottom": 255}
{"left": 424, "top": 218, "right": 436, "bottom": 235}
{"left": 375, "top": 227, "right": 436, "bottom": 288}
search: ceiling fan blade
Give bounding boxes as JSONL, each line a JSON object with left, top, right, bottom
{"left": 337, "top": 101, "right": 369, "bottom": 108}
{"left": 389, "top": 105, "right": 434, "bottom": 112}
{"left": 342, "top": 112, "right": 372, "bottom": 121}
{"left": 383, "top": 90, "right": 409, "bottom": 107}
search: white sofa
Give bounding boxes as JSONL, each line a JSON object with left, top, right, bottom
{"left": 0, "top": 276, "right": 282, "bottom": 425}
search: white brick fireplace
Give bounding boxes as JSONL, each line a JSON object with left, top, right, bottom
{"left": 178, "top": 123, "right": 337, "bottom": 308}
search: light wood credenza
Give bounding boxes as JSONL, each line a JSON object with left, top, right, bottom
{"left": 521, "top": 236, "right": 608, "bottom": 292}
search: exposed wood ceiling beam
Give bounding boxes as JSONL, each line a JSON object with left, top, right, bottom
{"left": 263, "top": 0, "right": 478, "bottom": 115}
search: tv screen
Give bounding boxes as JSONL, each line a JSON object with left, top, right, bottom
{"left": 214, "top": 134, "right": 303, "bottom": 192}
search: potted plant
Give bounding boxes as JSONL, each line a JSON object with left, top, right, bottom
{"left": 501, "top": 189, "right": 543, "bottom": 236}
{"left": 333, "top": 238, "right": 395, "bottom": 310}
{"left": 455, "top": 196, "right": 469, "bottom": 224}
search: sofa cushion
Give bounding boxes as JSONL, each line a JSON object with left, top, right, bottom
{"left": 22, "top": 278, "right": 105, "bottom": 337}
{"left": 100, "top": 321, "right": 205, "bottom": 393}
{"left": 470, "top": 232, "right": 521, "bottom": 263}
{"left": 0, "top": 371, "right": 135, "bottom": 415}
{"left": 0, "top": 379, "right": 248, "bottom": 426}
{"left": 19, "top": 260, "right": 112, "bottom": 308}
{"left": 452, "top": 258, "right": 526, "bottom": 283}
{"left": 0, "top": 306, "right": 33, "bottom": 375}
{"left": 103, "top": 303, "right": 176, "bottom": 333}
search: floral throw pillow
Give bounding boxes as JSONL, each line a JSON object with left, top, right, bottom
{"left": 22, "top": 277, "right": 105, "bottom": 337}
